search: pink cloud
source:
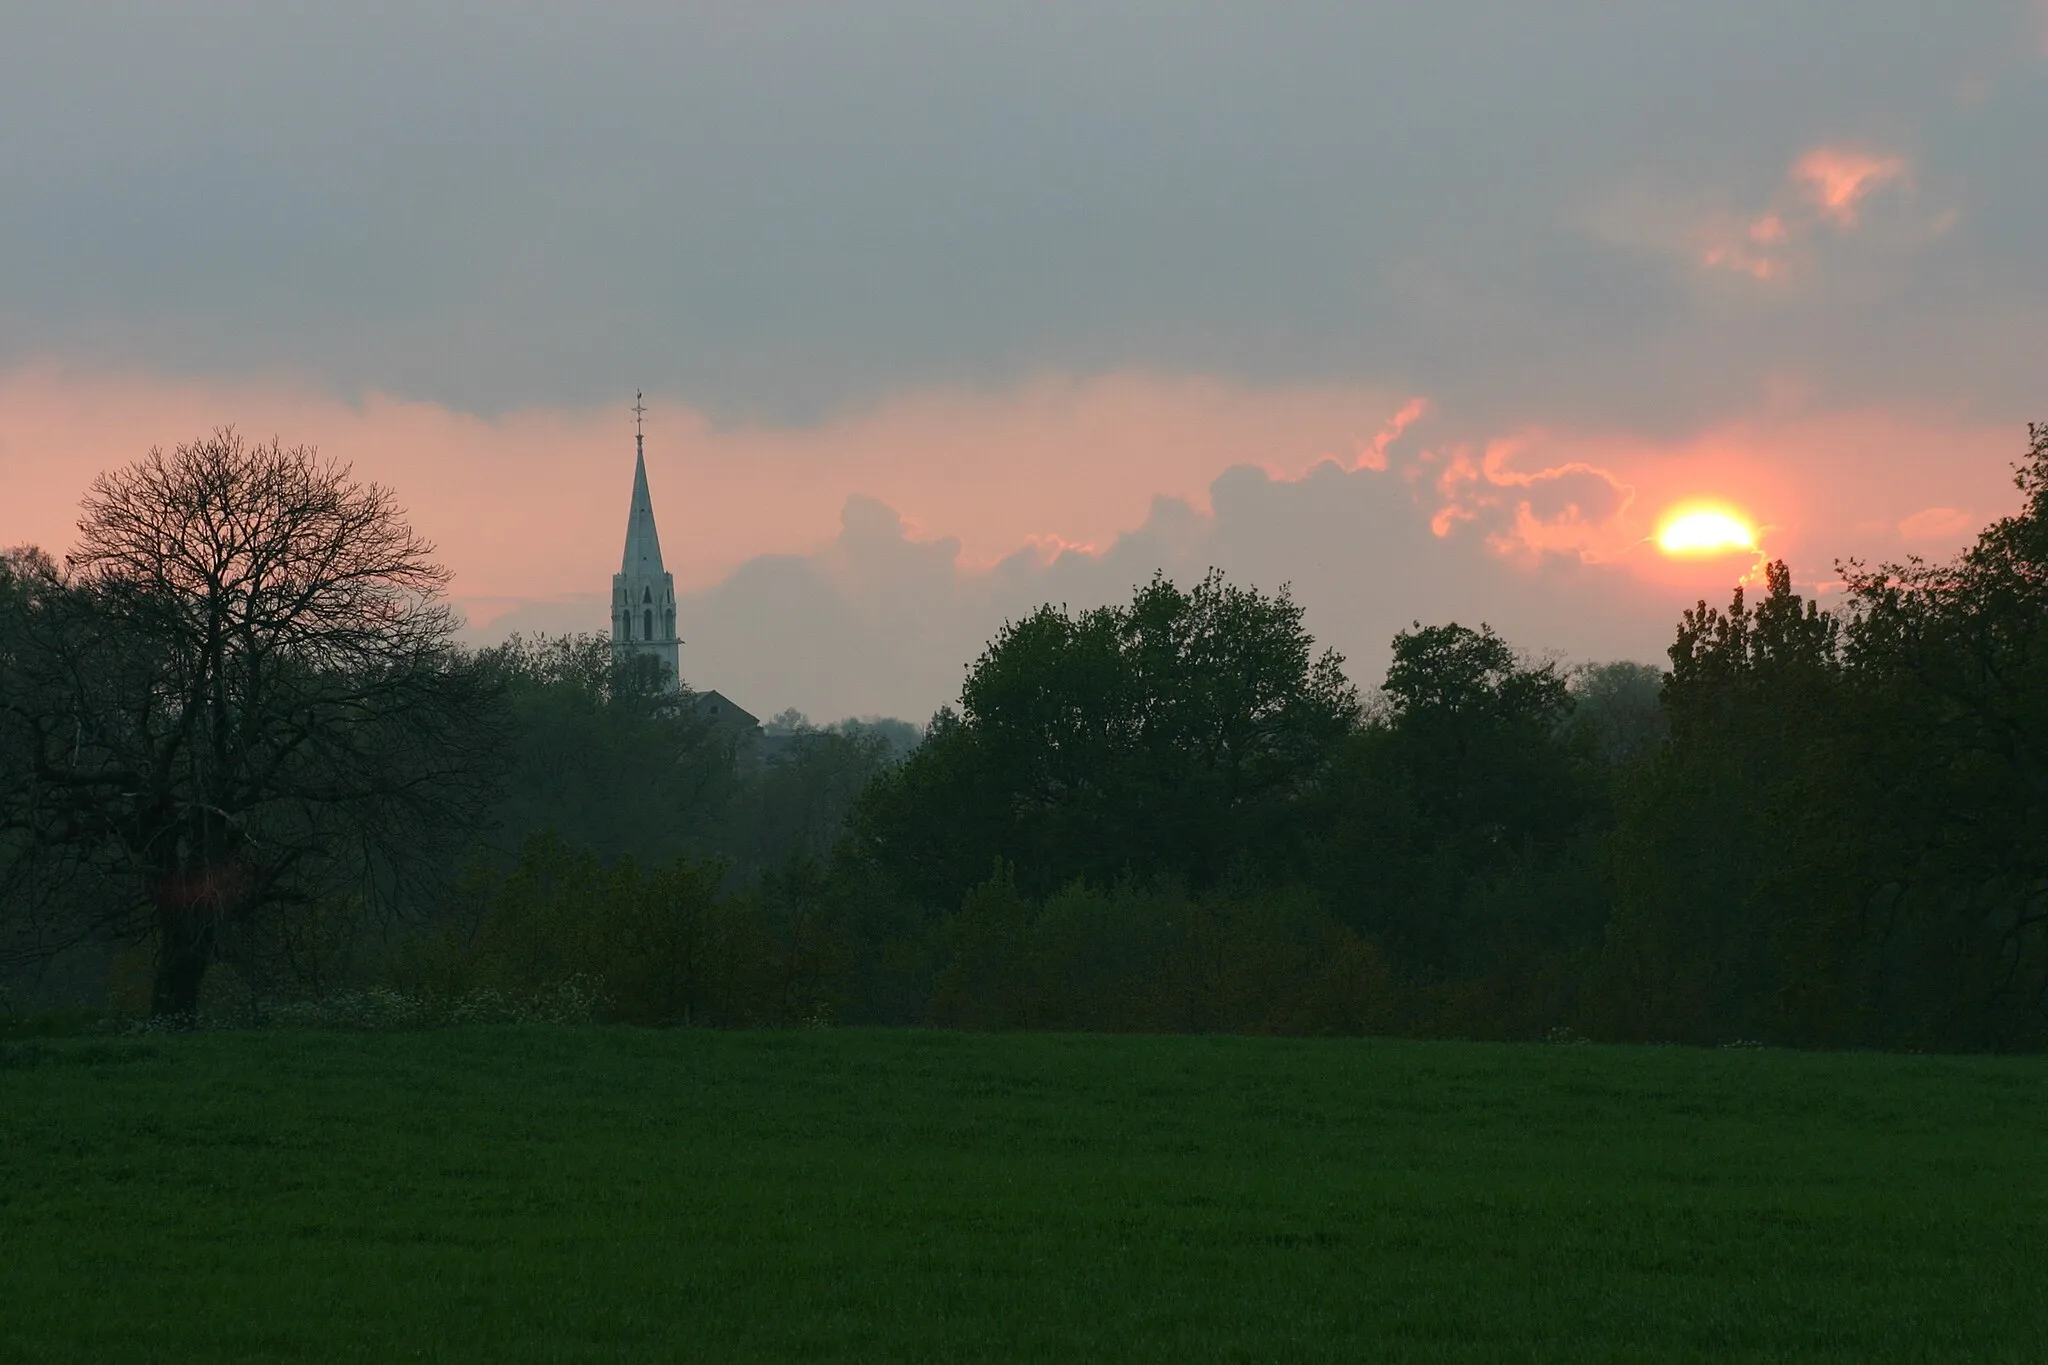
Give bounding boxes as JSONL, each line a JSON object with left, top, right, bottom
{"left": 1698, "top": 212, "right": 1792, "bottom": 280}
{"left": 1351, "top": 396, "right": 1428, "bottom": 472}
{"left": 1700, "top": 237, "right": 1779, "bottom": 280}
{"left": 1388, "top": 411, "right": 2020, "bottom": 601}
{"left": 1792, "top": 147, "right": 1908, "bottom": 227}
{"left": 1410, "top": 434, "right": 1636, "bottom": 562}
{"left": 1898, "top": 506, "right": 1975, "bottom": 542}
{"left": 0, "top": 365, "right": 1417, "bottom": 629}
{"left": 0, "top": 365, "right": 2019, "bottom": 652}
{"left": 1683, "top": 145, "right": 1914, "bottom": 283}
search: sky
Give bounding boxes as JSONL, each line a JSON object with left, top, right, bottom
{"left": 3, "top": 4, "right": 2044, "bottom": 721}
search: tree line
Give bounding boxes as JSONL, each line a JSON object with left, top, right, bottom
{"left": 4, "top": 425, "right": 2045, "bottom": 1049}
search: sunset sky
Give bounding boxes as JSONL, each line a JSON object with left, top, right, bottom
{"left": 4, "top": 4, "right": 2044, "bottom": 720}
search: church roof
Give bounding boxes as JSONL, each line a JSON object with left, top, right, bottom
{"left": 620, "top": 448, "right": 667, "bottom": 577}
{"left": 694, "top": 689, "right": 760, "bottom": 731}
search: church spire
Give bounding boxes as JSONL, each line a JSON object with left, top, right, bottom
{"left": 621, "top": 392, "right": 666, "bottom": 576}
{"left": 611, "top": 391, "right": 680, "bottom": 683}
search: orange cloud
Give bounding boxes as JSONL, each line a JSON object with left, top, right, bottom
{"left": 1793, "top": 147, "right": 1908, "bottom": 226}
{"left": 1698, "top": 212, "right": 1793, "bottom": 279}
{"left": 1352, "top": 396, "right": 1428, "bottom": 472}
{"left": 1396, "top": 410, "right": 2020, "bottom": 600}
{"left": 1898, "top": 506, "right": 1975, "bottom": 542}
{"left": 1685, "top": 145, "right": 1913, "bottom": 283}
{"left": 1, "top": 365, "right": 2017, "bottom": 645}
{"left": 1414, "top": 434, "right": 1636, "bottom": 562}
{"left": 1700, "top": 237, "right": 1779, "bottom": 280}
{"left": 0, "top": 365, "right": 1417, "bottom": 629}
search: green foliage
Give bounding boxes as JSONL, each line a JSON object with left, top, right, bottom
{"left": 478, "top": 633, "right": 742, "bottom": 863}
{"left": 721, "top": 722, "right": 904, "bottom": 876}
{"left": 1596, "top": 562, "right": 1850, "bottom": 1044}
{"left": 855, "top": 570, "right": 1361, "bottom": 905}
{"left": 925, "top": 867, "right": 1392, "bottom": 1035}
{"left": 1314, "top": 622, "right": 1599, "bottom": 992}
{"left": 1376, "top": 621, "right": 1586, "bottom": 847}
{"left": 1564, "top": 660, "right": 1667, "bottom": 766}
{"left": 409, "top": 833, "right": 836, "bottom": 1027}
{"left": 1599, "top": 478, "right": 2048, "bottom": 1048}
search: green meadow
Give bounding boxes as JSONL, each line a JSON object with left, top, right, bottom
{"left": 2, "top": 1028, "right": 2044, "bottom": 1362}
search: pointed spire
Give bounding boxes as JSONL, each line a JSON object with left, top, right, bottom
{"left": 621, "top": 394, "right": 666, "bottom": 575}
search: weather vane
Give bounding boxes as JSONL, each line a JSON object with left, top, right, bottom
{"left": 633, "top": 390, "right": 646, "bottom": 456}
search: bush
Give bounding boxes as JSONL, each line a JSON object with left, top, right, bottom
{"left": 400, "top": 834, "right": 834, "bottom": 1027}
{"left": 927, "top": 868, "right": 1394, "bottom": 1035}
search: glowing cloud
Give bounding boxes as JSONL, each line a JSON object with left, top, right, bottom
{"left": 1420, "top": 435, "right": 1636, "bottom": 562}
{"left": 1679, "top": 144, "right": 1915, "bottom": 284}
{"left": 1793, "top": 147, "right": 1908, "bottom": 227}
{"left": 0, "top": 365, "right": 1421, "bottom": 626}
{"left": 1656, "top": 507, "right": 1757, "bottom": 557}
{"left": 1898, "top": 506, "right": 1974, "bottom": 542}
{"left": 1352, "top": 396, "right": 1429, "bottom": 472}
{"left": 1700, "top": 239, "right": 1778, "bottom": 280}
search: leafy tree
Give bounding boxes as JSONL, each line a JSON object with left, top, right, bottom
{"left": 0, "top": 432, "right": 499, "bottom": 1017}
{"left": 1831, "top": 424, "right": 2048, "bottom": 1043}
{"left": 1564, "top": 661, "right": 1667, "bottom": 767}
{"left": 477, "top": 632, "right": 740, "bottom": 865}
{"left": 923, "top": 866, "right": 1393, "bottom": 1035}
{"left": 0, "top": 547, "right": 123, "bottom": 978}
{"left": 723, "top": 722, "right": 904, "bottom": 876}
{"left": 427, "top": 833, "right": 743, "bottom": 1024}
{"left": 852, "top": 570, "right": 1360, "bottom": 904}
{"left": 1316, "top": 623, "right": 1595, "bottom": 985}
{"left": 1378, "top": 622, "right": 1578, "bottom": 840}
{"left": 1598, "top": 561, "right": 1872, "bottom": 1044}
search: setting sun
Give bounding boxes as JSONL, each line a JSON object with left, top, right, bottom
{"left": 1656, "top": 507, "right": 1758, "bottom": 557}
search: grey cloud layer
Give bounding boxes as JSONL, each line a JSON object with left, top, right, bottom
{"left": 12, "top": 4, "right": 2042, "bottom": 718}
{"left": 4, "top": 3, "right": 2041, "bottom": 426}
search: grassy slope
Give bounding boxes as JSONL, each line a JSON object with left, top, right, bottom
{"left": 1, "top": 1028, "right": 2043, "bottom": 1363}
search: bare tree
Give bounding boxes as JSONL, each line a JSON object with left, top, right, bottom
{"left": 0, "top": 430, "right": 501, "bottom": 1017}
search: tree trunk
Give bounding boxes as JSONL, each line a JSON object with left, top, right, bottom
{"left": 150, "top": 909, "right": 216, "bottom": 1021}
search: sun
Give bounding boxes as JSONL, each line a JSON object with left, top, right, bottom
{"left": 1656, "top": 506, "right": 1757, "bottom": 557}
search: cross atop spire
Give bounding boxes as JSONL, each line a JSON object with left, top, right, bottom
{"left": 633, "top": 390, "right": 646, "bottom": 458}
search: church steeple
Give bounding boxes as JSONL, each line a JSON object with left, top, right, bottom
{"left": 611, "top": 391, "right": 680, "bottom": 684}
{"left": 621, "top": 443, "right": 666, "bottom": 577}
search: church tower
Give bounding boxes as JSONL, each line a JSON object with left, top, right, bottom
{"left": 611, "top": 393, "right": 680, "bottom": 684}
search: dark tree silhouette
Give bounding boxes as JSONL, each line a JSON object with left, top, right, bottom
{"left": 0, "top": 430, "right": 500, "bottom": 1017}
{"left": 855, "top": 570, "right": 1361, "bottom": 903}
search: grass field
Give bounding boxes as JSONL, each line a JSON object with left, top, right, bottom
{"left": 2, "top": 1027, "right": 2044, "bottom": 1363}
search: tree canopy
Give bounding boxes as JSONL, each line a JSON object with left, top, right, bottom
{"left": 0, "top": 431, "right": 499, "bottom": 1017}
{"left": 854, "top": 570, "right": 1360, "bottom": 904}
